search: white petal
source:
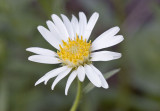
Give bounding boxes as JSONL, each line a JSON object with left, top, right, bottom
{"left": 79, "top": 12, "right": 87, "bottom": 38}
{"left": 46, "top": 20, "right": 63, "bottom": 42}
{"left": 84, "top": 12, "right": 99, "bottom": 41}
{"left": 92, "top": 27, "right": 123, "bottom": 51}
{"left": 51, "top": 14, "right": 69, "bottom": 41}
{"left": 35, "top": 66, "right": 68, "bottom": 86}
{"left": 28, "top": 55, "right": 60, "bottom": 64}
{"left": 37, "top": 26, "right": 60, "bottom": 50}
{"left": 77, "top": 65, "right": 85, "bottom": 82}
{"left": 51, "top": 68, "right": 72, "bottom": 90}
{"left": 61, "top": 14, "right": 74, "bottom": 39}
{"left": 71, "top": 15, "right": 79, "bottom": 38}
{"left": 26, "top": 47, "right": 57, "bottom": 57}
{"left": 93, "top": 35, "right": 124, "bottom": 51}
{"left": 91, "top": 51, "right": 121, "bottom": 61}
{"left": 65, "top": 70, "right": 77, "bottom": 95}
{"left": 90, "top": 64, "right": 109, "bottom": 89}
{"left": 84, "top": 64, "right": 101, "bottom": 87}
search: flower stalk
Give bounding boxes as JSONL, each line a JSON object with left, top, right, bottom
{"left": 70, "top": 79, "right": 82, "bottom": 111}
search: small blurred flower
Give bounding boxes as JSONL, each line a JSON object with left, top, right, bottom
{"left": 26, "top": 12, "right": 123, "bottom": 95}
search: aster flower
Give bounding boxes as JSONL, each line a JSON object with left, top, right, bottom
{"left": 26, "top": 12, "right": 123, "bottom": 95}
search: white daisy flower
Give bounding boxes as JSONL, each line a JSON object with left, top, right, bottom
{"left": 26, "top": 12, "right": 124, "bottom": 95}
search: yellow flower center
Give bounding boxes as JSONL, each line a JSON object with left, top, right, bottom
{"left": 57, "top": 35, "right": 91, "bottom": 67}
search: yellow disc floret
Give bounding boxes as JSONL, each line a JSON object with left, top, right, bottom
{"left": 57, "top": 35, "right": 91, "bottom": 67}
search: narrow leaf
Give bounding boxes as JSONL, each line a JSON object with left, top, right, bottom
{"left": 83, "top": 68, "right": 120, "bottom": 93}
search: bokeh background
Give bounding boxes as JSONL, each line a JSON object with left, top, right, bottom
{"left": 0, "top": 0, "right": 160, "bottom": 111}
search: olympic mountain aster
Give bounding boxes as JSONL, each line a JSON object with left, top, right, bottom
{"left": 26, "top": 12, "right": 124, "bottom": 95}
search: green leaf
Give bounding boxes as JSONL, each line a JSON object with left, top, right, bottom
{"left": 83, "top": 68, "right": 120, "bottom": 93}
{"left": 0, "top": 80, "right": 8, "bottom": 111}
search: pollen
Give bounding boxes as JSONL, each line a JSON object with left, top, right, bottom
{"left": 57, "top": 35, "right": 91, "bottom": 67}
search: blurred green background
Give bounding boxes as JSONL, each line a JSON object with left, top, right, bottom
{"left": 0, "top": 0, "right": 160, "bottom": 111}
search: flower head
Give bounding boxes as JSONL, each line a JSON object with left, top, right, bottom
{"left": 26, "top": 12, "right": 124, "bottom": 95}
{"left": 57, "top": 35, "right": 91, "bottom": 67}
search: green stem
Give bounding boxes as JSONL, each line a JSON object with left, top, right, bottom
{"left": 70, "top": 79, "right": 82, "bottom": 111}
